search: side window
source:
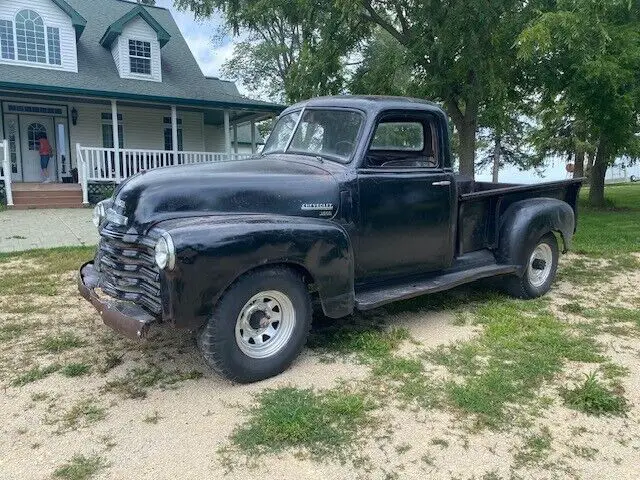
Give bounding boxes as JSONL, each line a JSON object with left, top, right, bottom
{"left": 371, "top": 122, "right": 424, "bottom": 151}
{"left": 367, "top": 118, "right": 439, "bottom": 168}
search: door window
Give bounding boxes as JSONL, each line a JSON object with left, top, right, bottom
{"left": 371, "top": 122, "right": 424, "bottom": 151}
{"left": 366, "top": 118, "right": 439, "bottom": 168}
{"left": 27, "top": 122, "right": 47, "bottom": 150}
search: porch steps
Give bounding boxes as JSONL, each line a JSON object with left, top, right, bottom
{"left": 10, "top": 183, "right": 85, "bottom": 210}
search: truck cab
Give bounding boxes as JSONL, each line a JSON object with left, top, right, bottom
{"left": 79, "top": 96, "right": 582, "bottom": 383}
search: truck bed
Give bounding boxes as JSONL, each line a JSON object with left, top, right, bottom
{"left": 456, "top": 179, "right": 583, "bottom": 255}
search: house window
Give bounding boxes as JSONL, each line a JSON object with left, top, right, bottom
{"left": 27, "top": 123, "right": 47, "bottom": 150}
{"left": 129, "top": 40, "right": 151, "bottom": 75}
{"left": 1, "top": 11, "right": 62, "bottom": 65}
{"left": 0, "top": 20, "right": 14, "bottom": 60}
{"left": 15, "top": 10, "right": 47, "bottom": 64}
{"left": 101, "top": 113, "right": 124, "bottom": 149}
{"left": 47, "top": 27, "right": 61, "bottom": 65}
{"left": 163, "top": 117, "right": 183, "bottom": 151}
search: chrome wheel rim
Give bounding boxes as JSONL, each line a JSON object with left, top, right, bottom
{"left": 235, "top": 290, "right": 296, "bottom": 359}
{"left": 527, "top": 243, "right": 553, "bottom": 287}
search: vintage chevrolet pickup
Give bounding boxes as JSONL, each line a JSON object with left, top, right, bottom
{"left": 79, "top": 96, "right": 582, "bottom": 383}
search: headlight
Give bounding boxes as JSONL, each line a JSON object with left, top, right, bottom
{"left": 155, "top": 233, "right": 176, "bottom": 270}
{"left": 92, "top": 202, "right": 106, "bottom": 227}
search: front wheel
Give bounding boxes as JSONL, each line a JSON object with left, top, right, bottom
{"left": 503, "top": 233, "right": 559, "bottom": 299}
{"left": 198, "top": 267, "right": 312, "bottom": 383}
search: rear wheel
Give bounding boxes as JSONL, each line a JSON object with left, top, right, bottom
{"left": 198, "top": 267, "right": 312, "bottom": 383}
{"left": 503, "top": 233, "right": 559, "bottom": 299}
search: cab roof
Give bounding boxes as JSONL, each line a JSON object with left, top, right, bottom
{"left": 283, "top": 95, "right": 444, "bottom": 116}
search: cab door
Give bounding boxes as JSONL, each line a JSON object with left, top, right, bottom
{"left": 354, "top": 114, "right": 456, "bottom": 283}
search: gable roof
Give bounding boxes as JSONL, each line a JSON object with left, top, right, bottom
{"left": 99, "top": 4, "right": 171, "bottom": 49}
{"left": 50, "top": 0, "right": 87, "bottom": 40}
{"left": 0, "top": 0, "right": 283, "bottom": 114}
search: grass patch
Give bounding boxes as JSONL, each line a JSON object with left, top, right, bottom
{"left": 11, "top": 364, "right": 60, "bottom": 386}
{"left": 514, "top": 427, "right": 553, "bottom": 467}
{"left": 39, "top": 332, "right": 87, "bottom": 353}
{"left": 102, "top": 365, "right": 203, "bottom": 399}
{"left": 0, "top": 246, "right": 94, "bottom": 296}
{"left": 428, "top": 299, "right": 603, "bottom": 427}
{"left": 58, "top": 399, "right": 106, "bottom": 430}
{"left": 560, "top": 373, "right": 628, "bottom": 416}
{"left": 574, "top": 184, "right": 640, "bottom": 256}
{"left": 571, "top": 445, "right": 598, "bottom": 460}
{"left": 0, "top": 322, "right": 30, "bottom": 342}
{"left": 61, "top": 363, "right": 92, "bottom": 377}
{"left": 230, "top": 386, "right": 375, "bottom": 459}
{"left": 308, "top": 316, "right": 409, "bottom": 362}
{"left": 371, "top": 356, "right": 441, "bottom": 408}
{"left": 52, "top": 454, "right": 108, "bottom": 480}
{"left": 99, "top": 352, "right": 124, "bottom": 373}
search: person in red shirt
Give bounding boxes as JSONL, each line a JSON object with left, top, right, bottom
{"left": 38, "top": 133, "right": 53, "bottom": 183}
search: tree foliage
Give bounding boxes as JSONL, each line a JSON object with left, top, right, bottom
{"left": 175, "top": 0, "right": 367, "bottom": 103}
{"left": 352, "top": 0, "right": 537, "bottom": 177}
{"left": 518, "top": 0, "right": 640, "bottom": 205}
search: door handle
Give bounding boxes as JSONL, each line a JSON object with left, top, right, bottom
{"left": 432, "top": 180, "right": 451, "bottom": 186}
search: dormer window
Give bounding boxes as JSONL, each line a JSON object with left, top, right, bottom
{"left": 0, "top": 10, "right": 62, "bottom": 66}
{"left": 129, "top": 40, "right": 151, "bottom": 75}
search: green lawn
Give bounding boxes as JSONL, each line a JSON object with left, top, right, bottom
{"left": 574, "top": 183, "right": 640, "bottom": 256}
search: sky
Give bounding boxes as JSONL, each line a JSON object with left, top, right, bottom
{"left": 154, "top": 0, "right": 240, "bottom": 88}
{"left": 155, "top": 0, "right": 638, "bottom": 184}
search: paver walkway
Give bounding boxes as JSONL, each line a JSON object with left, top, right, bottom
{"left": 0, "top": 208, "right": 99, "bottom": 253}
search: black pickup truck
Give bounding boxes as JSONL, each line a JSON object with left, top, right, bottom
{"left": 79, "top": 96, "right": 582, "bottom": 383}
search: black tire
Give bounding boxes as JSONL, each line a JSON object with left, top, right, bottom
{"left": 502, "top": 232, "right": 559, "bottom": 299}
{"left": 198, "top": 266, "right": 312, "bottom": 383}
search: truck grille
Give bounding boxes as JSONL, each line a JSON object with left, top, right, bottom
{"left": 95, "top": 227, "right": 162, "bottom": 315}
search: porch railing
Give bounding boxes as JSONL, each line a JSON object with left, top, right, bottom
{"left": 76, "top": 145, "right": 252, "bottom": 204}
{"left": 1, "top": 139, "right": 13, "bottom": 207}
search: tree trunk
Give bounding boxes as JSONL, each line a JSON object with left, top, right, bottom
{"left": 573, "top": 148, "right": 585, "bottom": 178}
{"left": 444, "top": 99, "right": 477, "bottom": 179}
{"left": 585, "top": 151, "right": 595, "bottom": 180}
{"left": 492, "top": 135, "right": 501, "bottom": 183}
{"left": 588, "top": 137, "right": 609, "bottom": 207}
{"left": 458, "top": 121, "right": 477, "bottom": 178}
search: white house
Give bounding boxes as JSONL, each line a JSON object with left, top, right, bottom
{"left": 0, "top": 0, "right": 282, "bottom": 207}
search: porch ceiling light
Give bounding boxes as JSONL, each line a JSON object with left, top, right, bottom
{"left": 71, "top": 107, "right": 79, "bottom": 126}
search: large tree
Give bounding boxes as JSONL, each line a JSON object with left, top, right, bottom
{"left": 519, "top": 0, "right": 640, "bottom": 206}
{"left": 175, "top": 0, "right": 366, "bottom": 103}
{"left": 354, "top": 0, "right": 536, "bottom": 177}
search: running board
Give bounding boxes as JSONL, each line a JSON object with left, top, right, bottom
{"left": 355, "top": 264, "right": 518, "bottom": 311}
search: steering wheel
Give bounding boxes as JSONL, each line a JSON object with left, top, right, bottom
{"left": 335, "top": 140, "right": 354, "bottom": 156}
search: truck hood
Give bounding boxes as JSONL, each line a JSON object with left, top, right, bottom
{"left": 113, "top": 155, "right": 341, "bottom": 231}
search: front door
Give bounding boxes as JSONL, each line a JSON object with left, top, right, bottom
{"left": 19, "top": 116, "right": 56, "bottom": 182}
{"left": 354, "top": 114, "right": 455, "bottom": 283}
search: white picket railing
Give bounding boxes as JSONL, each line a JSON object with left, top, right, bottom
{"left": 76, "top": 144, "right": 252, "bottom": 204}
{"left": 1, "top": 139, "right": 13, "bottom": 207}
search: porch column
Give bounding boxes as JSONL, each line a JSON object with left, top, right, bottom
{"left": 111, "top": 100, "right": 121, "bottom": 183}
{"left": 223, "top": 110, "right": 231, "bottom": 160}
{"left": 171, "top": 105, "right": 179, "bottom": 162}
{"left": 233, "top": 123, "right": 239, "bottom": 154}
{"left": 250, "top": 120, "right": 257, "bottom": 154}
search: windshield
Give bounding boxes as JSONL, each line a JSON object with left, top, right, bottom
{"left": 262, "top": 109, "right": 363, "bottom": 162}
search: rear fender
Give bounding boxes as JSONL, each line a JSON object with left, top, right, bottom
{"left": 497, "top": 198, "right": 575, "bottom": 276}
{"left": 156, "top": 215, "right": 354, "bottom": 329}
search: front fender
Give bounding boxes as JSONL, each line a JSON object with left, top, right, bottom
{"left": 497, "top": 198, "right": 575, "bottom": 276}
{"left": 156, "top": 215, "right": 355, "bottom": 329}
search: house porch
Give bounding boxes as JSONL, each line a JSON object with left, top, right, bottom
{"left": 0, "top": 90, "right": 282, "bottom": 208}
